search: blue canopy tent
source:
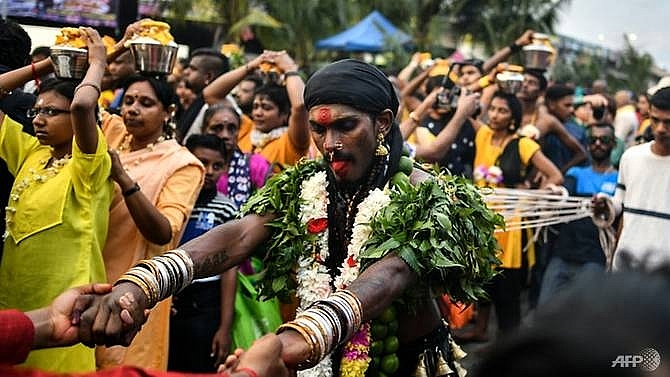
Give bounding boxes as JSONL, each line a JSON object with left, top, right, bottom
{"left": 315, "top": 10, "right": 412, "bottom": 52}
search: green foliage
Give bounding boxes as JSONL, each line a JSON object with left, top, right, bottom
{"left": 443, "top": 0, "right": 571, "bottom": 54}
{"left": 552, "top": 35, "right": 655, "bottom": 93}
{"left": 361, "top": 170, "right": 503, "bottom": 306}
{"left": 241, "top": 160, "right": 502, "bottom": 308}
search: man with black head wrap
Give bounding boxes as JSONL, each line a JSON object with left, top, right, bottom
{"left": 76, "top": 59, "right": 501, "bottom": 377}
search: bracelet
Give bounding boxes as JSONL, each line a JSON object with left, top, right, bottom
{"left": 122, "top": 182, "right": 141, "bottom": 197}
{"left": 75, "top": 81, "right": 102, "bottom": 97}
{"left": 478, "top": 76, "right": 491, "bottom": 89}
{"left": 31, "top": 62, "right": 41, "bottom": 92}
{"left": 284, "top": 71, "right": 301, "bottom": 78}
{"left": 509, "top": 42, "right": 522, "bottom": 53}
{"left": 237, "top": 367, "right": 259, "bottom": 377}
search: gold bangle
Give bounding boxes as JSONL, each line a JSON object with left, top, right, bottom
{"left": 409, "top": 111, "right": 420, "bottom": 123}
{"left": 277, "top": 322, "right": 319, "bottom": 369}
{"left": 115, "top": 274, "right": 154, "bottom": 306}
{"left": 478, "top": 76, "right": 491, "bottom": 89}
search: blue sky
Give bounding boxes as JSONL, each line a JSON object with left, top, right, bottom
{"left": 557, "top": 1, "right": 670, "bottom": 72}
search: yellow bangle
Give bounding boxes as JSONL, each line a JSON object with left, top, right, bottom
{"left": 409, "top": 111, "right": 420, "bottom": 123}
{"left": 478, "top": 76, "right": 491, "bottom": 89}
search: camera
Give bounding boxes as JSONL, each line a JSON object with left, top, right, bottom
{"left": 593, "top": 106, "right": 606, "bottom": 121}
{"left": 435, "top": 85, "right": 461, "bottom": 112}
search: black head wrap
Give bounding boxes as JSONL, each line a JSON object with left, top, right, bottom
{"left": 305, "top": 59, "right": 405, "bottom": 283}
{"left": 304, "top": 59, "right": 403, "bottom": 188}
{"left": 304, "top": 59, "right": 399, "bottom": 117}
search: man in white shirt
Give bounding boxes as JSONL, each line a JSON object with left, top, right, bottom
{"left": 595, "top": 87, "right": 670, "bottom": 271}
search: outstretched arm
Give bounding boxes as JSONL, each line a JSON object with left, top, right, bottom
{"left": 76, "top": 213, "right": 274, "bottom": 347}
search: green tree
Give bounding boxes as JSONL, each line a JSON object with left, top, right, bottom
{"left": 443, "top": 0, "right": 571, "bottom": 54}
{"left": 606, "top": 35, "right": 654, "bottom": 94}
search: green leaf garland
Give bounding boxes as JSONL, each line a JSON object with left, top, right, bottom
{"left": 241, "top": 159, "right": 503, "bottom": 308}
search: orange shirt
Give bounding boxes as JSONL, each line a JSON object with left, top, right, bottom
{"left": 238, "top": 128, "right": 308, "bottom": 167}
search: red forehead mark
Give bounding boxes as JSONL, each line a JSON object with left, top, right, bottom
{"left": 317, "top": 107, "right": 332, "bottom": 125}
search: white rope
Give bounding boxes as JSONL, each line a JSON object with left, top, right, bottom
{"left": 479, "top": 187, "right": 617, "bottom": 265}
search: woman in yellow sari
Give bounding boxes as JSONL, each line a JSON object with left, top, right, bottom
{"left": 458, "top": 91, "right": 562, "bottom": 342}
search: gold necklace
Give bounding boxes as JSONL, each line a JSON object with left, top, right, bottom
{"left": 4, "top": 153, "right": 72, "bottom": 240}
{"left": 118, "top": 134, "right": 166, "bottom": 166}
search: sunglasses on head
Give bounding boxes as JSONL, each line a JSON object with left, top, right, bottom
{"left": 587, "top": 135, "right": 613, "bottom": 145}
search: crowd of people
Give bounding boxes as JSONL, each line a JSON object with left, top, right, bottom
{"left": 0, "top": 15, "right": 669, "bottom": 377}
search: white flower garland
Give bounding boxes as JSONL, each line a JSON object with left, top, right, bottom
{"left": 296, "top": 171, "right": 390, "bottom": 377}
{"left": 250, "top": 126, "right": 289, "bottom": 148}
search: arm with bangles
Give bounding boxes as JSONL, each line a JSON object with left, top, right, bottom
{"left": 75, "top": 214, "right": 275, "bottom": 345}
{"left": 276, "top": 253, "right": 417, "bottom": 369}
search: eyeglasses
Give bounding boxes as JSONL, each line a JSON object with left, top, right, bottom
{"left": 587, "top": 135, "right": 614, "bottom": 145}
{"left": 27, "top": 107, "right": 71, "bottom": 118}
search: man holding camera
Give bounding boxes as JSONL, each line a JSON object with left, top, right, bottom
{"left": 401, "top": 60, "right": 483, "bottom": 178}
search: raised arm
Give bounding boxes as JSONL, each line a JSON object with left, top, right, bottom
{"left": 399, "top": 87, "right": 441, "bottom": 140}
{"left": 274, "top": 51, "right": 310, "bottom": 151}
{"left": 400, "top": 69, "right": 431, "bottom": 113}
{"left": 202, "top": 53, "right": 266, "bottom": 105}
{"left": 482, "top": 29, "right": 534, "bottom": 73}
{"left": 414, "top": 91, "right": 480, "bottom": 161}
{"left": 70, "top": 27, "right": 106, "bottom": 154}
{"left": 546, "top": 116, "right": 587, "bottom": 172}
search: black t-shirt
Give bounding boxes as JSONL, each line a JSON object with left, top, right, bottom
{"left": 419, "top": 112, "right": 475, "bottom": 178}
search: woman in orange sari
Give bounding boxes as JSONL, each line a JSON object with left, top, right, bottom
{"left": 98, "top": 75, "right": 204, "bottom": 370}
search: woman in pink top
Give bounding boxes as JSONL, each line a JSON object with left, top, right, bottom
{"left": 200, "top": 103, "right": 271, "bottom": 208}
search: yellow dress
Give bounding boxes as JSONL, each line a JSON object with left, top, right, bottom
{"left": 474, "top": 125, "right": 539, "bottom": 268}
{"left": 0, "top": 116, "right": 113, "bottom": 372}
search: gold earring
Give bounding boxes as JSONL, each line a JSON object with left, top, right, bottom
{"left": 508, "top": 120, "right": 516, "bottom": 131}
{"left": 375, "top": 133, "right": 388, "bottom": 156}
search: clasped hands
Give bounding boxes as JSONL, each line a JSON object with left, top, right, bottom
{"left": 39, "top": 282, "right": 289, "bottom": 376}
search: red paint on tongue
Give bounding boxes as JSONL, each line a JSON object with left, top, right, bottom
{"left": 331, "top": 161, "right": 349, "bottom": 176}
